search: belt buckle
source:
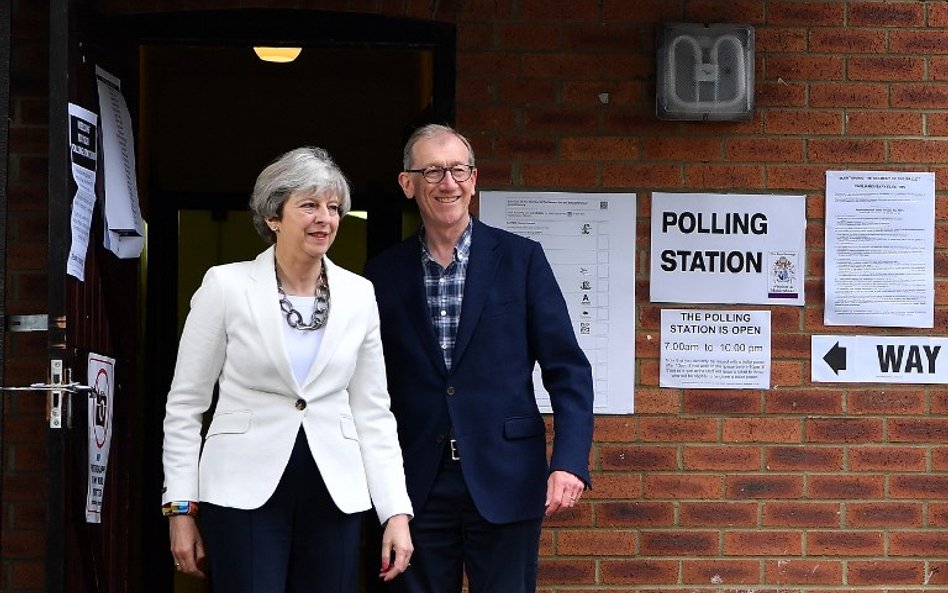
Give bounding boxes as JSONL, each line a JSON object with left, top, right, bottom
{"left": 449, "top": 439, "right": 460, "bottom": 461}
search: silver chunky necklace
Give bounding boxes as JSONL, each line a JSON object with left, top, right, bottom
{"left": 276, "top": 262, "right": 330, "bottom": 331}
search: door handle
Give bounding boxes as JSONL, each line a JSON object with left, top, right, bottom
{"left": 0, "top": 360, "right": 95, "bottom": 428}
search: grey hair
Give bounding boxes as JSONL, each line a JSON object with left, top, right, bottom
{"left": 250, "top": 146, "right": 352, "bottom": 244}
{"left": 402, "top": 124, "right": 476, "bottom": 170}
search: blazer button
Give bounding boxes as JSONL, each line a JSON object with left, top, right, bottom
{"left": 295, "top": 399, "right": 307, "bottom": 411}
{"left": 446, "top": 386, "right": 455, "bottom": 396}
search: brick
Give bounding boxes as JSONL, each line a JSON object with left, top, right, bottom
{"left": 683, "top": 391, "right": 760, "bottom": 415}
{"left": 521, "top": 53, "right": 601, "bottom": 80}
{"left": 728, "top": 475, "right": 804, "bottom": 500}
{"left": 639, "top": 417, "right": 717, "bottom": 443}
{"left": 536, "top": 559, "right": 596, "bottom": 585}
{"left": 771, "top": 361, "right": 804, "bottom": 388}
{"left": 892, "top": 85, "right": 948, "bottom": 109}
{"left": 557, "top": 529, "right": 636, "bottom": 555}
{"left": 542, "top": 503, "right": 592, "bottom": 528}
{"left": 560, "top": 137, "right": 640, "bottom": 161}
{"left": 768, "top": 1, "right": 844, "bottom": 25}
{"left": 772, "top": 333, "right": 811, "bottom": 359}
{"left": 846, "top": 502, "right": 922, "bottom": 528}
{"left": 849, "top": 56, "right": 924, "bottom": 81}
{"left": 756, "top": 27, "right": 807, "bottom": 52}
{"left": 563, "top": 23, "right": 651, "bottom": 52}
{"left": 849, "top": 446, "right": 926, "bottom": 472}
{"left": 521, "top": 162, "right": 599, "bottom": 188}
{"left": 848, "top": 560, "right": 924, "bottom": 585}
{"left": 765, "top": 446, "right": 842, "bottom": 471}
{"left": 454, "top": 104, "right": 516, "bottom": 131}
{"left": 930, "top": 503, "right": 948, "bottom": 527}
{"left": 641, "top": 531, "right": 718, "bottom": 556}
{"left": 600, "top": 445, "right": 677, "bottom": 471}
{"left": 765, "top": 55, "right": 843, "bottom": 81}
{"left": 849, "top": 390, "right": 926, "bottom": 415}
{"left": 9, "top": 558, "right": 45, "bottom": 589}
{"left": 724, "top": 530, "right": 802, "bottom": 555}
{"left": 765, "top": 389, "right": 844, "bottom": 415}
{"left": 585, "top": 473, "right": 643, "bottom": 500}
{"left": 891, "top": 30, "right": 948, "bottom": 54}
{"left": 722, "top": 418, "right": 800, "bottom": 443}
{"left": 765, "top": 110, "right": 843, "bottom": 135}
{"left": 933, "top": 447, "right": 948, "bottom": 472}
{"left": 519, "top": 0, "right": 597, "bottom": 21}
{"left": 602, "top": 163, "right": 682, "bottom": 189}
{"left": 810, "top": 83, "right": 889, "bottom": 108}
{"left": 763, "top": 501, "right": 840, "bottom": 528}
{"left": 682, "top": 559, "right": 759, "bottom": 585}
{"left": 764, "top": 558, "right": 843, "bottom": 584}
{"left": 633, "top": 387, "right": 681, "bottom": 414}
{"left": 497, "top": 78, "right": 556, "bottom": 104}
{"left": 805, "top": 418, "right": 883, "bottom": 443}
{"left": 725, "top": 138, "right": 804, "bottom": 162}
{"left": 809, "top": 475, "right": 884, "bottom": 499}
{"left": 807, "top": 530, "right": 884, "bottom": 556}
{"left": 457, "top": 51, "right": 519, "bottom": 79}
{"left": 499, "top": 23, "right": 559, "bottom": 50}
{"left": 890, "top": 475, "right": 948, "bottom": 499}
{"left": 683, "top": 164, "right": 764, "bottom": 190}
{"left": 850, "top": 1, "right": 924, "bottom": 26}
{"left": 600, "top": 559, "right": 678, "bottom": 584}
{"left": 457, "top": 22, "right": 494, "bottom": 51}
{"left": 847, "top": 111, "right": 923, "bottom": 135}
{"left": 810, "top": 29, "right": 887, "bottom": 53}
{"left": 523, "top": 107, "right": 599, "bottom": 133}
{"left": 808, "top": 138, "right": 885, "bottom": 163}
{"left": 594, "top": 416, "right": 637, "bottom": 442}
{"left": 685, "top": 0, "right": 764, "bottom": 24}
{"left": 890, "top": 531, "right": 948, "bottom": 556}
{"left": 646, "top": 474, "right": 723, "bottom": 499}
{"left": 756, "top": 80, "right": 807, "bottom": 108}
{"left": 643, "top": 137, "right": 721, "bottom": 161}
{"left": 889, "top": 418, "right": 948, "bottom": 442}
{"left": 493, "top": 136, "right": 558, "bottom": 160}
{"left": 680, "top": 502, "right": 757, "bottom": 527}
{"left": 682, "top": 445, "right": 760, "bottom": 471}
{"left": 597, "top": 502, "right": 675, "bottom": 527}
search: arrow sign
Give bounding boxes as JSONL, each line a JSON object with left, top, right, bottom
{"left": 812, "top": 335, "right": 948, "bottom": 384}
{"left": 822, "top": 341, "right": 846, "bottom": 375}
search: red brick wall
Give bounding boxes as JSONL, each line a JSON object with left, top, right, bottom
{"left": 6, "top": 1, "right": 948, "bottom": 591}
{"left": 3, "top": 0, "right": 52, "bottom": 590}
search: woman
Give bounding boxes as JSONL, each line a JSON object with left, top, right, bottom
{"left": 161, "top": 147, "right": 413, "bottom": 592}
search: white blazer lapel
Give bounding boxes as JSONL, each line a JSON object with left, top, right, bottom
{"left": 246, "top": 246, "right": 300, "bottom": 395}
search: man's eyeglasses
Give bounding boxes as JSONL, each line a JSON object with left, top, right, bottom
{"left": 404, "top": 165, "right": 475, "bottom": 184}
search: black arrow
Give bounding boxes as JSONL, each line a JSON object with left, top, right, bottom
{"left": 823, "top": 341, "right": 847, "bottom": 375}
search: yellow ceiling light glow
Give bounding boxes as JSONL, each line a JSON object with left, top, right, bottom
{"left": 252, "top": 47, "right": 302, "bottom": 63}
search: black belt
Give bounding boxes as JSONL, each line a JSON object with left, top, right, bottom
{"left": 443, "top": 438, "right": 460, "bottom": 461}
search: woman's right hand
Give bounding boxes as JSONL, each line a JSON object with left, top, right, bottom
{"left": 169, "top": 514, "right": 206, "bottom": 578}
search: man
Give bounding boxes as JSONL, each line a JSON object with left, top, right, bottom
{"left": 364, "top": 124, "right": 594, "bottom": 593}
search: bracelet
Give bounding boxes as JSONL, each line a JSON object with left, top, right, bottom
{"left": 161, "top": 501, "right": 199, "bottom": 517}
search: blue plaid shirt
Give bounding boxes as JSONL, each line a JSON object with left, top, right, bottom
{"left": 420, "top": 220, "right": 473, "bottom": 370}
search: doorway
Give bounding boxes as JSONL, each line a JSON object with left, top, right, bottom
{"left": 121, "top": 9, "right": 455, "bottom": 592}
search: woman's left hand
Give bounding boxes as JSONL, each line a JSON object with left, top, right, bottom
{"left": 378, "top": 513, "right": 413, "bottom": 582}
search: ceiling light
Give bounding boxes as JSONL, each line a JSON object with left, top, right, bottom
{"left": 252, "top": 47, "right": 302, "bottom": 63}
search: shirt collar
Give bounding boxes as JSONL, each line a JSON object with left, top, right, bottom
{"left": 419, "top": 219, "right": 474, "bottom": 264}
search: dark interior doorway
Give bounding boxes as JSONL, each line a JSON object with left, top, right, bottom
{"left": 115, "top": 9, "right": 455, "bottom": 592}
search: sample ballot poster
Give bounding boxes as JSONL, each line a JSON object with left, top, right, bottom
{"left": 650, "top": 193, "right": 806, "bottom": 306}
{"left": 661, "top": 309, "right": 771, "bottom": 389}
{"left": 824, "top": 171, "right": 935, "bottom": 328}
{"left": 480, "top": 191, "right": 636, "bottom": 414}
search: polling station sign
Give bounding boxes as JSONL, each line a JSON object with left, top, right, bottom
{"left": 650, "top": 193, "right": 806, "bottom": 306}
{"left": 812, "top": 335, "right": 948, "bottom": 384}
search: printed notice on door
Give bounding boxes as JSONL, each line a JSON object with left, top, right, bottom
{"left": 660, "top": 309, "right": 771, "bottom": 389}
{"left": 480, "top": 192, "right": 636, "bottom": 414}
{"left": 825, "top": 171, "right": 935, "bottom": 328}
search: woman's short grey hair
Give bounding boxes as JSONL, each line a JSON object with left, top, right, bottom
{"left": 250, "top": 146, "right": 352, "bottom": 244}
{"left": 402, "top": 124, "right": 476, "bottom": 170}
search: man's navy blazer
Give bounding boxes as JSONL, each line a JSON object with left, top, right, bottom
{"left": 364, "top": 218, "right": 594, "bottom": 524}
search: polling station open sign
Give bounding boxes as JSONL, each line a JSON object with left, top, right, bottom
{"left": 650, "top": 193, "right": 806, "bottom": 306}
{"left": 812, "top": 335, "right": 948, "bottom": 384}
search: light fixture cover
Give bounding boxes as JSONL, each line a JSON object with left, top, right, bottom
{"left": 656, "top": 23, "right": 755, "bottom": 121}
{"left": 253, "top": 47, "right": 302, "bottom": 63}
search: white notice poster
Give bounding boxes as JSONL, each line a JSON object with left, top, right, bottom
{"left": 86, "top": 353, "right": 115, "bottom": 523}
{"left": 96, "top": 66, "right": 144, "bottom": 259}
{"left": 650, "top": 193, "right": 806, "bottom": 306}
{"left": 480, "top": 192, "right": 636, "bottom": 414}
{"left": 66, "top": 103, "right": 98, "bottom": 280}
{"left": 660, "top": 309, "right": 771, "bottom": 389}
{"left": 824, "top": 171, "right": 935, "bottom": 328}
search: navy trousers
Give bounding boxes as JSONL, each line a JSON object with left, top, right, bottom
{"left": 388, "top": 451, "right": 542, "bottom": 593}
{"left": 201, "top": 429, "right": 363, "bottom": 593}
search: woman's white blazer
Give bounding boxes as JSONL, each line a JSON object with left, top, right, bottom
{"left": 161, "top": 247, "right": 412, "bottom": 523}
